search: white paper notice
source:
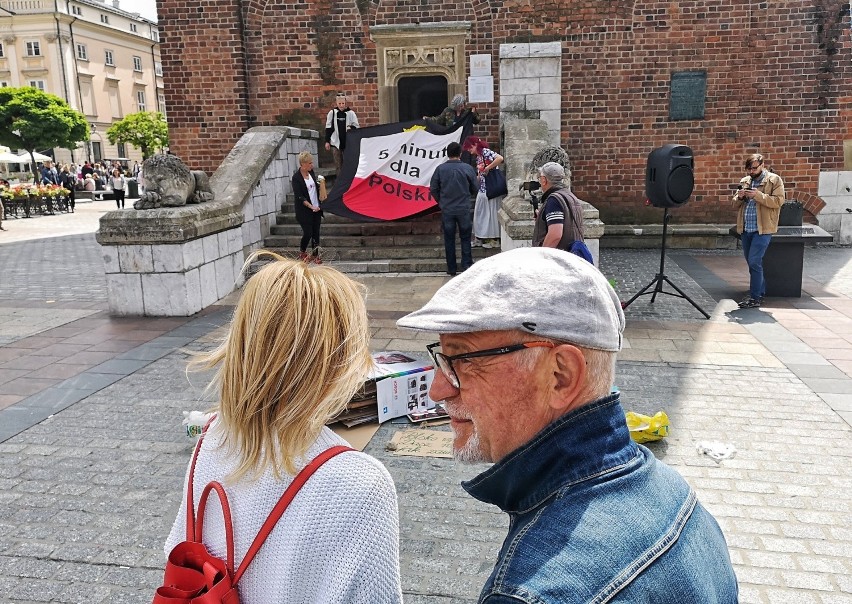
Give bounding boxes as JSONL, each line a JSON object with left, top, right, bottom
{"left": 468, "top": 76, "right": 494, "bottom": 103}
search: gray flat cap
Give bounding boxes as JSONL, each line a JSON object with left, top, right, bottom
{"left": 397, "top": 247, "right": 624, "bottom": 351}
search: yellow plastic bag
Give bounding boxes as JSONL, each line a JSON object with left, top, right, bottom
{"left": 625, "top": 411, "right": 669, "bottom": 443}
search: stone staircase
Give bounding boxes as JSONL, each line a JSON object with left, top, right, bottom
{"left": 263, "top": 172, "right": 500, "bottom": 273}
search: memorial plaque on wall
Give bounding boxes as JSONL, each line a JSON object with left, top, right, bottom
{"left": 669, "top": 71, "right": 707, "bottom": 121}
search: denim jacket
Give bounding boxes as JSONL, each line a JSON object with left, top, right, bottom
{"left": 463, "top": 395, "right": 738, "bottom": 604}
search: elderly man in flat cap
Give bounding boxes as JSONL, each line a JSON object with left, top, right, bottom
{"left": 398, "top": 247, "right": 738, "bottom": 604}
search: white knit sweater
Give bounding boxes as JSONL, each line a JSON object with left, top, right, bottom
{"left": 165, "top": 424, "right": 403, "bottom": 603}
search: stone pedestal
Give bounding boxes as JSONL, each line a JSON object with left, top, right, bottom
{"left": 96, "top": 127, "right": 318, "bottom": 316}
{"left": 496, "top": 118, "right": 603, "bottom": 265}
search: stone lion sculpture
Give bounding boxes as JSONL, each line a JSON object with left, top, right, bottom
{"left": 133, "top": 154, "right": 214, "bottom": 210}
{"left": 527, "top": 146, "right": 572, "bottom": 188}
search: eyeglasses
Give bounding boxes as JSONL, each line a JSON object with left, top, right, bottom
{"left": 426, "top": 341, "right": 555, "bottom": 389}
{"left": 747, "top": 164, "right": 762, "bottom": 172}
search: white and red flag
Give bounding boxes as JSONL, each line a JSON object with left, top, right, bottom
{"left": 323, "top": 114, "right": 475, "bottom": 221}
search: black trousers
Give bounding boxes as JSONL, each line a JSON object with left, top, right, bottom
{"left": 299, "top": 213, "right": 322, "bottom": 253}
{"left": 115, "top": 190, "right": 126, "bottom": 209}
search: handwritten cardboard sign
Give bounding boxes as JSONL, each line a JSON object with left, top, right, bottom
{"left": 387, "top": 429, "right": 454, "bottom": 458}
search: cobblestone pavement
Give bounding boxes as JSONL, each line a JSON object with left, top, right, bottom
{"left": 1, "top": 215, "right": 852, "bottom": 603}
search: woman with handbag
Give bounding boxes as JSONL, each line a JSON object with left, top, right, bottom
{"left": 164, "top": 252, "right": 403, "bottom": 603}
{"left": 463, "top": 136, "right": 505, "bottom": 249}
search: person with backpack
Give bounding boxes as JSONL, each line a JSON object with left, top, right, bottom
{"left": 160, "top": 252, "right": 403, "bottom": 604}
{"left": 531, "top": 162, "right": 594, "bottom": 263}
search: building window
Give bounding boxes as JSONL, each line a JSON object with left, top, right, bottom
{"left": 132, "top": 56, "right": 143, "bottom": 72}
{"left": 26, "top": 41, "right": 41, "bottom": 57}
{"left": 100, "top": 14, "right": 109, "bottom": 24}
{"left": 29, "top": 80, "right": 46, "bottom": 91}
{"left": 0, "top": 82, "right": 9, "bottom": 88}
{"left": 136, "top": 90, "right": 146, "bottom": 111}
{"left": 0, "top": 43, "right": 4, "bottom": 58}
{"left": 76, "top": 44, "right": 88, "bottom": 61}
{"left": 92, "top": 141, "right": 102, "bottom": 163}
{"left": 105, "top": 50, "right": 114, "bottom": 66}
{"left": 151, "top": 30, "right": 160, "bottom": 42}
{"left": 158, "top": 93, "right": 167, "bottom": 116}
{"left": 130, "top": 23, "right": 137, "bottom": 33}
{"left": 155, "top": 62, "right": 163, "bottom": 76}
{"left": 117, "top": 142, "right": 126, "bottom": 158}
{"left": 71, "top": 5, "right": 81, "bottom": 15}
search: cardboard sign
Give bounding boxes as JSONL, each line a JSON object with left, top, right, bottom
{"left": 387, "top": 429, "right": 454, "bottom": 458}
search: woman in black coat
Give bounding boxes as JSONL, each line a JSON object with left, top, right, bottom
{"left": 291, "top": 151, "right": 325, "bottom": 263}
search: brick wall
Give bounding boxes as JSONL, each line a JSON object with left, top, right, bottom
{"left": 156, "top": 0, "right": 851, "bottom": 225}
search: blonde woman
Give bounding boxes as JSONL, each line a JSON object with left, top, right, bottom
{"left": 165, "top": 252, "right": 403, "bottom": 603}
{"left": 292, "top": 151, "right": 324, "bottom": 263}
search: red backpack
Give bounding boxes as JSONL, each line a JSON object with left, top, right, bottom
{"left": 153, "top": 429, "right": 352, "bottom": 604}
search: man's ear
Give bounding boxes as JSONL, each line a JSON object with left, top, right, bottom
{"left": 547, "top": 344, "right": 587, "bottom": 412}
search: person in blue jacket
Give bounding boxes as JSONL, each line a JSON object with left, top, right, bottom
{"left": 397, "top": 247, "right": 739, "bottom": 604}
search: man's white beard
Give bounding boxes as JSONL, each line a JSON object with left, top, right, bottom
{"left": 453, "top": 428, "right": 487, "bottom": 463}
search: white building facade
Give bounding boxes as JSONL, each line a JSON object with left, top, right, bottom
{"left": 0, "top": 0, "right": 163, "bottom": 165}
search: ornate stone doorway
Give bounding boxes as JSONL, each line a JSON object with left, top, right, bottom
{"left": 370, "top": 22, "right": 470, "bottom": 123}
{"left": 397, "top": 75, "right": 447, "bottom": 121}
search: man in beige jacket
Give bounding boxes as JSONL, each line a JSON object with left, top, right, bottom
{"left": 733, "top": 153, "right": 785, "bottom": 308}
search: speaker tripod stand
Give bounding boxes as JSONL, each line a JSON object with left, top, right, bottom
{"left": 621, "top": 208, "right": 710, "bottom": 319}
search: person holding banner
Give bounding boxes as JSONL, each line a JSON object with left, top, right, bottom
{"left": 292, "top": 151, "right": 325, "bottom": 264}
{"left": 325, "top": 93, "right": 360, "bottom": 173}
{"left": 429, "top": 142, "right": 479, "bottom": 276}
{"left": 463, "top": 136, "right": 504, "bottom": 249}
{"left": 425, "top": 94, "right": 480, "bottom": 128}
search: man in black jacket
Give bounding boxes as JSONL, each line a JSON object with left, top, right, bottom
{"left": 429, "top": 142, "right": 478, "bottom": 276}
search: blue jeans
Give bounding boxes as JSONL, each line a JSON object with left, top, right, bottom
{"left": 441, "top": 212, "right": 472, "bottom": 274}
{"left": 741, "top": 231, "right": 772, "bottom": 299}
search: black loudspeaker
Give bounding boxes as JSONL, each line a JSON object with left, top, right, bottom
{"left": 646, "top": 144, "right": 695, "bottom": 208}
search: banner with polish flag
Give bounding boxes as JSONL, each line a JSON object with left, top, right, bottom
{"left": 322, "top": 113, "right": 475, "bottom": 222}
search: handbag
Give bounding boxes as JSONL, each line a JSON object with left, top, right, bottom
{"left": 152, "top": 425, "right": 352, "bottom": 604}
{"left": 484, "top": 167, "right": 508, "bottom": 199}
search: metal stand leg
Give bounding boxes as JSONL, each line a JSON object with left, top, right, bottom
{"left": 621, "top": 208, "right": 710, "bottom": 319}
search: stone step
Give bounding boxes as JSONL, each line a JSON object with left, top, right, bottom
{"left": 265, "top": 233, "right": 446, "bottom": 247}
{"left": 272, "top": 214, "right": 442, "bottom": 234}
{"left": 262, "top": 252, "right": 498, "bottom": 274}
{"left": 263, "top": 243, "right": 499, "bottom": 262}
{"left": 264, "top": 203, "right": 494, "bottom": 274}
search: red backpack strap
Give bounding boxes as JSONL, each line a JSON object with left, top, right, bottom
{"left": 185, "top": 415, "right": 217, "bottom": 541}
{"left": 196, "top": 481, "right": 236, "bottom": 576}
{"left": 232, "top": 445, "right": 353, "bottom": 584}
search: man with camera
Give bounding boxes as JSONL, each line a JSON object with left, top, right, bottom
{"left": 531, "top": 162, "right": 585, "bottom": 250}
{"left": 733, "top": 153, "right": 784, "bottom": 309}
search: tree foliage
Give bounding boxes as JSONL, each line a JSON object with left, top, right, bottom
{"left": 0, "top": 86, "right": 89, "bottom": 178}
{"left": 106, "top": 112, "right": 169, "bottom": 159}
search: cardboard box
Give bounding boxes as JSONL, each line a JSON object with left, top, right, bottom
{"left": 370, "top": 352, "right": 437, "bottom": 423}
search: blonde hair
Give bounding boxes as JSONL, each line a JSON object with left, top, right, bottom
{"left": 298, "top": 151, "right": 314, "bottom": 166}
{"left": 192, "top": 250, "right": 373, "bottom": 480}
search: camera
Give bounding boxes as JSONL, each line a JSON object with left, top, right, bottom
{"left": 520, "top": 180, "right": 542, "bottom": 211}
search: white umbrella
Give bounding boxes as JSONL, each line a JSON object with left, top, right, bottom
{"left": 0, "top": 152, "right": 23, "bottom": 163}
{"left": 17, "top": 151, "right": 52, "bottom": 162}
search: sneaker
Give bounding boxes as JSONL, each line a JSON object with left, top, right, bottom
{"left": 311, "top": 255, "right": 323, "bottom": 265}
{"left": 471, "top": 239, "right": 483, "bottom": 248}
{"left": 482, "top": 242, "right": 496, "bottom": 249}
{"left": 299, "top": 252, "right": 309, "bottom": 261}
{"left": 738, "top": 297, "right": 762, "bottom": 309}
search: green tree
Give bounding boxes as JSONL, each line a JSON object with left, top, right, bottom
{"left": 106, "top": 111, "right": 169, "bottom": 159}
{"left": 0, "top": 86, "right": 89, "bottom": 181}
